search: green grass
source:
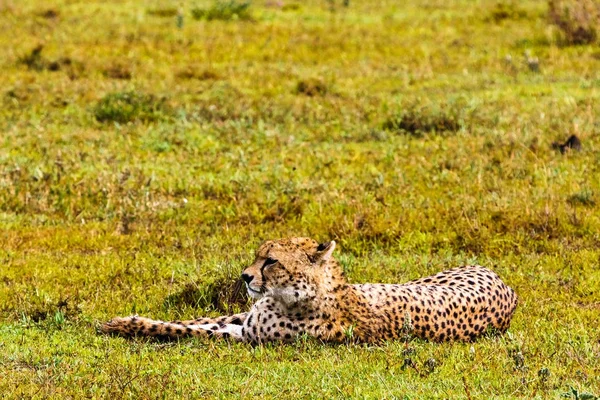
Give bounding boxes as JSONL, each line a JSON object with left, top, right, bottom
{"left": 1, "top": 0, "right": 599, "bottom": 398}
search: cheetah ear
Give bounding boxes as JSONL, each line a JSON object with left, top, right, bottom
{"left": 312, "top": 241, "right": 336, "bottom": 264}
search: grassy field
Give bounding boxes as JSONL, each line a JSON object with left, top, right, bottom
{"left": 1, "top": 0, "right": 599, "bottom": 397}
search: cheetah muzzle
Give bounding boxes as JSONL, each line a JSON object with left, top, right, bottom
{"left": 101, "top": 237, "right": 518, "bottom": 344}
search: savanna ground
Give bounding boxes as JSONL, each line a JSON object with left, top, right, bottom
{"left": 1, "top": 0, "right": 599, "bottom": 398}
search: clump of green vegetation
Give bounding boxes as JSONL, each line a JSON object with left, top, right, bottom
{"left": 382, "top": 101, "right": 469, "bottom": 137}
{"left": 147, "top": 7, "right": 178, "bottom": 17}
{"left": 548, "top": 0, "right": 600, "bottom": 44}
{"left": 561, "top": 386, "right": 599, "bottom": 400}
{"left": 567, "top": 190, "right": 596, "bottom": 207}
{"left": 191, "top": 0, "right": 253, "bottom": 21}
{"left": 296, "top": 78, "right": 328, "bottom": 96}
{"left": 487, "top": 2, "right": 527, "bottom": 23}
{"left": 93, "top": 91, "right": 170, "bottom": 123}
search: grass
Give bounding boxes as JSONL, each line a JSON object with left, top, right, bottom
{"left": 381, "top": 99, "right": 469, "bottom": 137}
{"left": 0, "top": 0, "right": 599, "bottom": 398}
{"left": 191, "top": 0, "right": 253, "bottom": 21}
{"left": 93, "top": 91, "right": 171, "bottom": 123}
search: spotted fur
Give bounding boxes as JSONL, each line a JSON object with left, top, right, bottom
{"left": 101, "top": 237, "right": 518, "bottom": 343}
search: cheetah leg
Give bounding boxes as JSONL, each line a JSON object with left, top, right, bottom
{"left": 101, "top": 316, "right": 215, "bottom": 339}
{"left": 194, "top": 323, "right": 244, "bottom": 341}
{"left": 171, "top": 312, "right": 248, "bottom": 327}
{"left": 241, "top": 299, "right": 346, "bottom": 344}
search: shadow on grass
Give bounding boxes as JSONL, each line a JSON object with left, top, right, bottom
{"left": 163, "top": 278, "right": 249, "bottom": 315}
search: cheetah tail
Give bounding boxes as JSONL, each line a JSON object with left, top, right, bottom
{"left": 100, "top": 316, "right": 217, "bottom": 340}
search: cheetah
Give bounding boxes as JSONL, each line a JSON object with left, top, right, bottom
{"left": 101, "top": 237, "right": 518, "bottom": 343}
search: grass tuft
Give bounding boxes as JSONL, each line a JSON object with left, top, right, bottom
{"left": 191, "top": 0, "right": 253, "bottom": 21}
{"left": 567, "top": 190, "right": 596, "bottom": 207}
{"left": 18, "top": 45, "right": 85, "bottom": 78}
{"left": 282, "top": 3, "right": 301, "bottom": 11}
{"left": 147, "top": 8, "right": 179, "bottom": 18}
{"left": 103, "top": 62, "right": 133, "bottom": 80}
{"left": 93, "top": 91, "right": 171, "bottom": 123}
{"left": 37, "top": 9, "right": 59, "bottom": 19}
{"left": 296, "top": 78, "right": 328, "bottom": 96}
{"left": 382, "top": 100, "right": 471, "bottom": 137}
{"left": 175, "top": 66, "right": 220, "bottom": 80}
{"left": 18, "top": 45, "right": 47, "bottom": 71}
{"left": 487, "top": 2, "right": 527, "bottom": 23}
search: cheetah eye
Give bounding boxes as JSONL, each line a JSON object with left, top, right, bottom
{"left": 263, "top": 258, "right": 278, "bottom": 268}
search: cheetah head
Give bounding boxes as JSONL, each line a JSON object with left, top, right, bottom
{"left": 241, "top": 237, "right": 338, "bottom": 306}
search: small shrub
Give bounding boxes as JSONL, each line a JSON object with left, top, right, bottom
{"left": 21, "top": 297, "right": 81, "bottom": 324}
{"left": 282, "top": 3, "right": 301, "bottom": 11}
{"left": 538, "top": 367, "right": 551, "bottom": 384}
{"left": 552, "top": 134, "right": 581, "bottom": 153}
{"left": 38, "top": 9, "right": 59, "bottom": 19}
{"left": 382, "top": 101, "right": 468, "bottom": 137}
{"left": 19, "top": 45, "right": 47, "bottom": 71}
{"left": 296, "top": 78, "right": 328, "bottom": 96}
{"left": 103, "top": 62, "right": 132, "bottom": 80}
{"left": 51, "top": 57, "right": 85, "bottom": 79}
{"left": 488, "top": 2, "right": 527, "bottom": 23}
{"left": 175, "top": 66, "right": 220, "bottom": 80}
{"left": 147, "top": 7, "right": 178, "bottom": 17}
{"left": 567, "top": 190, "right": 596, "bottom": 207}
{"left": 18, "top": 45, "right": 85, "bottom": 78}
{"left": 191, "top": 1, "right": 252, "bottom": 21}
{"left": 560, "top": 386, "right": 599, "bottom": 400}
{"left": 548, "top": 0, "right": 600, "bottom": 45}
{"left": 93, "top": 91, "right": 170, "bottom": 123}
{"left": 424, "top": 358, "right": 437, "bottom": 374}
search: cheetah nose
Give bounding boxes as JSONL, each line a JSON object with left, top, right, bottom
{"left": 241, "top": 273, "right": 254, "bottom": 284}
